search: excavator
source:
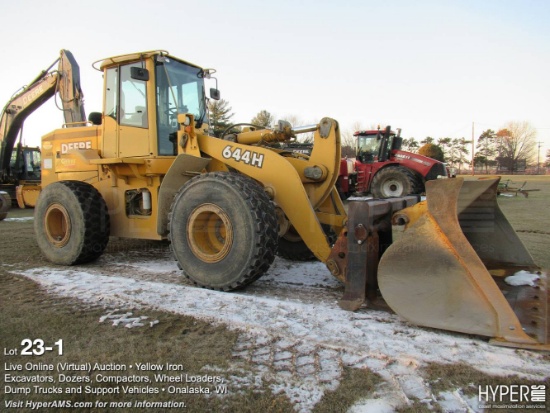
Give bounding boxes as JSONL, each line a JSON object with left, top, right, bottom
{"left": 0, "top": 50, "right": 85, "bottom": 220}
{"left": 29, "top": 49, "right": 547, "bottom": 350}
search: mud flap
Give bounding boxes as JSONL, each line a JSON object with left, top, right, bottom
{"left": 378, "top": 177, "right": 549, "bottom": 350}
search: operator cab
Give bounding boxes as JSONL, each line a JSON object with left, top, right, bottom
{"left": 155, "top": 56, "right": 217, "bottom": 155}
{"left": 10, "top": 145, "right": 41, "bottom": 182}
{"left": 355, "top": 126, "right": 401, "bottom": 164}
{"left": 97, "top": 51, "right": 220, "bottom": 158}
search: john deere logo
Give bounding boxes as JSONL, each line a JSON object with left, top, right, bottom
{"left": 61, "top": 141, "right": 92, "bottom": 154}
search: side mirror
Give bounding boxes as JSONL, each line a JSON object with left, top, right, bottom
{"left": 131, "top": 67, "right": 149, "bottom": 81}
{"left": 392, "top": 136, "right": 403, "bottom": 151}
{"left": 88, "top": 112, "right": 102, "bottom": 126}
{"left": 210, "top": 88, "right": 221, "bottom": 100}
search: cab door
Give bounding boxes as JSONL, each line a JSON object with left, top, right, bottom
{"left": 102, "top": 63, "right": 151, "bottom": 158}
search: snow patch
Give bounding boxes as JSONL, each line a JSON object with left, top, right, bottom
{"left": 505, "top": 270, "right": 540, "bottom": 287}
{"left": 348, "top": 398, "right": 397, "bottom": 413}
{"left": 13, "top": 256, "right": 550, "bottom": 412}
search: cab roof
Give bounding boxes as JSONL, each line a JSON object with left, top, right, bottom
{"left": 92, "top": 50, "right": 203, "bottom": 71}
{"left": 354, "top": 129, "right": 396, "bottom": 136}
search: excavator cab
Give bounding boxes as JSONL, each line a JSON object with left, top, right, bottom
{"left": 10, "top": 144, "right": 41, "bottom": 182}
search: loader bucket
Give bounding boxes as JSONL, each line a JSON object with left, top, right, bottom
{"left": 378, "top": 177, "right": 549, "bottom": 350}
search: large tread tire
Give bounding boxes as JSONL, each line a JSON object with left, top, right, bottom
{"left": 0, "top": 191, "right": 10, "bottom": 221}
{"left": 277, "top": 224, "right": 335, "bottom": 262}
{"left": 169, "top": 172, "right": 278, "bottom": 291}
{"left": 371, "top": 166, "right": 421, "bottom": 198}
{"left": 277, "top": 229, "right": 316, "bottom": 261}
{"left": 34, "top": 181, "right": 110, "bottom": 265}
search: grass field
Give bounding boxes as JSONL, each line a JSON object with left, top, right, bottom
{"left": 476, "top": 175, "right": 550, "bottom": 268}
{"left": 1, "top": 175, "right": 549, "bottom": 412}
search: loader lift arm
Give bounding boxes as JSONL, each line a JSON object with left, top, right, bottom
{"left": 190, "top": 118, "right": 550, "bottom": 350}
{"left": 0, "top": 49, "right": 85, "bottom": 182}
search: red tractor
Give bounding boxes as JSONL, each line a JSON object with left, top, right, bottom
{"left": 338, "top": 126, "right": 449, "bottom": 198}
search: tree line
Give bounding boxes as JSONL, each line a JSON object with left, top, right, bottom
{"left": 401, "top": 121, "right": 539, "bottom": 174}
{"left": 208, "top": 99, "right": 542, "bottom": 174}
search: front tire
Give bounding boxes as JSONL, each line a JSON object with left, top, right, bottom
{"left": 371, "top": 166, "right": 420, "bottom": 198}
{"left": 34, "top": 181, "right": 110, "bottom": 265}
{"left": 169, "top": 172, "right": 278, "bottom": 291}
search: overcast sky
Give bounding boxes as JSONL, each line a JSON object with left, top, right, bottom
{"left": 1, "top": 0, "right": 549, "bottom": 158}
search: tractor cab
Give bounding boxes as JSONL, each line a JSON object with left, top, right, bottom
{"left": 355, "top": 126, "right": 402, "bottom": 164}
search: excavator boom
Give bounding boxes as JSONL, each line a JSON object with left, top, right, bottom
{"left": 0, "top": 49, "right": 85, "bottom": 181}
{"left": 0, "top": 50, "right": 85, "bottom": 215}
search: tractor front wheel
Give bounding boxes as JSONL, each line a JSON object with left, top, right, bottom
{"left": 371, "top": 166, "right": 420, "bottom": 198}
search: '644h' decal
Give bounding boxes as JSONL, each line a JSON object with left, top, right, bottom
{"left": 222, "top": 145, "right": 264, "bottom": 168}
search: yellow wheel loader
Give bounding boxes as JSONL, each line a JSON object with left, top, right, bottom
{"left": 33, "top": 50, "right": 548, "bottom": 350}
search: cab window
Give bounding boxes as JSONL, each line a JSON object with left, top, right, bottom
{"left": 120, "top": 63, "right": 148, "bottom": 128}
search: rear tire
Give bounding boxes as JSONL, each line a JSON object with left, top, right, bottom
{"left": 371, "top": 166, "right": 421, "bottom": 198}
{"left": 277, "top": 224, "right": 336, "bottom": 262}
{"left": 0, "top": 191, "right": 10, "bottom": 221}
{"left": 278, "top": 226, "right": 316, "bottom": 261}
{"left": 169, "top": 172, "right": 278, "bottom": 291}
{"left": 34, "top": 181, "right": 110, "bottom": 265}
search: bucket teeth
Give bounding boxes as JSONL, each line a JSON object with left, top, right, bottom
{"left": 377, "top": 177, "right": 549, "bottom": 350}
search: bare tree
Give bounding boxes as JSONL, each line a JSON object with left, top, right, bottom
{"left": 351, "top": 121, "right": 366, "bottom": 133}
{"left": 496, "top": 121, "right": 537, "bottom": 173}
{"left": 340, "top": 129, "right": 357, "bottom": 158}
{"left": 280, "top": 114, "right": 315, "bottom": 143}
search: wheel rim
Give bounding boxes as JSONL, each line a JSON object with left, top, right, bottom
{"left": 187, "top": 204, "right": 233, "bottom": 263}
{"left": 382, "top": 179, "right": 404, "bottom": 197}
{"left": 44, "top": 203, "right": 71, "bottom": 247}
